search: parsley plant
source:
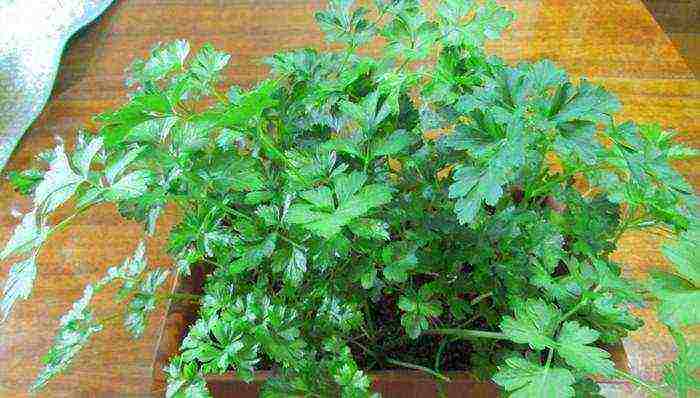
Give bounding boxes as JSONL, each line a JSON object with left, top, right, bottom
{"left": 2, "top": 1, "right": 698, "bottom": 397}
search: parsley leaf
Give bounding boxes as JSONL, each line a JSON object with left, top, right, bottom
{"left": 33, "top": 145, "right": 84, "bottom": 213}
{"left": 398, "top": 289, "right": 442, "bottom": 338}
{"left": 492, "top": 355, "right": 575, "bottom": 398}
{"left": 500, "top": 299, "right": 560, "bottom": 350}
{"left": 556, "top": 321, "right": 615, "bottom": 376}
{"left": 32, "top": 285, "right": 103, "bottom": 391}
{"left": 0, "top": 256, "right": 37, "bottom": 322}
{"left": 286, "top": 172, "right": 392, "bottom": 238}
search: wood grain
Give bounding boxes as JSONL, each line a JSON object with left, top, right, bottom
{"left": 0, "top": 0, "right": 697, "bottom": 396}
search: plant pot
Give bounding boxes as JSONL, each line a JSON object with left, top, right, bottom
{"left": 151, "top": 270, "right": 634, "bottom": 397}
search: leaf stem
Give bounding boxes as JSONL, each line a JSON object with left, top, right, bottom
{"left": 385, "top": 358, "right": 451, "bottom": 382}
{"left": 277, "top": 233, "right": 305, "bottom": 251}
{"left": 211, "top": 87, "right": 228, "bottom": 105}
{"left": 255, "top": 120, "right": 308, "bottom": 185}
{"left": 526, "top": 165, "right": 610, "bottom": 201}
{"left": 559, "top": 285, "right": 601, "bottom": 325}
{"left": 470, "top": 292, "right": 492, "bottom": 305}
{"left": 425, "top": 328, "right": 507, "bottom": 340}
{"left": 154, "top": 291, "right": 201, "bottom": 303}
{"left": 613, "top": 369, "right": 664, "bottom": 397}
{"left": 96, "top": 312, "right": 122, "bottom": 326}
{"left": 434, "top": 337, "right": 450, "bottom": 370}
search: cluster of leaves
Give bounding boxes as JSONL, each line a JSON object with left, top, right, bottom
{"left": 1, "top": 0, "right": 698, "bottom": 397}
{"left": 647, "top": 224, "right": 700, "bottom": 397}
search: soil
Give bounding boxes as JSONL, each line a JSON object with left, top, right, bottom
{"left": 350, "top": 292, "right": 477, "bottom": 372}
{"left": 189, "top": 266, "right": 481, "bottom": 373}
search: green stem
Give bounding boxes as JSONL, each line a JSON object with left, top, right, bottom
{"left": 470, "top": 292, "right": 492, "bottom": 305}
{"left": 255, "top": 120, "right": 308, "bottom": 185}
{"left": 338, "top": 43, "right": 357, "bottom": 74}
{"left": 97, "top": 312, "right": 122, "bottom": 326}
{"left": 173, "top": 192, "right": 253, "bottom": 223}
{"left": 278, "top": 233, "right": 305, "bottom": 251}
{"left": 349, "top": 339, "right": 383, "bottom": 368}
{"left": 362, "top": 300, "right": 377, "bottom": 340}
{"left": 538, "top": 348, "right": 555, "bottom": 397}
{"left": 155, "top": 291, "right": 201, "bottom": 303}
{"left": 50, "top": 204, "right": 93, "bottom": 236}
{"left": 9, "top": 204, "right": 96, "bottom": 262}
{"left": 559, "top": 285, "right": 601, "bottom": 325}
{"left": 613, "top": 369, "right": 664, "bottom": 397}
{"left": 425, "top": 328, "right": 507, "bottom": 340}
{"left": 211, "top": 86, "right": 228, "bottom": 105}
{"left": 385, "top": 358, "right": 451, "bottom": 382}
{"left": 434, "top": 337, "right": 450, "bottom": 370}
{"left": 526, "top": 165, "right": 610, "bottom": 201}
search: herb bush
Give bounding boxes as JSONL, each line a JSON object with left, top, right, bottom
{"left": 2, "top": 0, "right": 698, "bottom": 396}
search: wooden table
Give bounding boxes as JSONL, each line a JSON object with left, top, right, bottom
{"left": 0, "top": 1, "right": 697, "bottom": 396}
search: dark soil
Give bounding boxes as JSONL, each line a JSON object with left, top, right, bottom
{"left": 350, "top": 292, "right": 476, "bottom": 372}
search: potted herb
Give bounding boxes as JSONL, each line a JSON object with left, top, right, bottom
{"left": 2, "top": 0, "right": 697, "bottom": 397}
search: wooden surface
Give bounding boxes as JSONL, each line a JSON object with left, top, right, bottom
{"left": 642, "top": 0, "right": 699, "bottom": 76}
{"left": 0, "top": 0, "right": 697, "bottom": 397}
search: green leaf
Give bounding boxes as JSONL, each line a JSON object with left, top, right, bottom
{"left": 556, "top": 321, "right": 615, "bottom": 376}
{"left": 256, "top": 205, "right": 280, "bottom": 227}
{"left": 324, "top": 138, "right": 363, "bottom": 159}
{"left": 663, "top": 328, "right": 700, "bottom": 398}
{"left": 105, "top": 170, "right": 153, "bottom": 201}
{"left": 230, "top": 169, "right": 265, "bottom": 192}
{"left": 339, "top": 91, "right": 391, "bottom": 135}
{"left": 287, "top": 175, "right": 391, "bottom": 238}
{"left": 125, "top": 268, "right": 170, "bottom": 338}
{"left": 661, "top": 225, "right": 699, "bottom": 287}
{"left": 449, "top": 165, "right": 504, "bottom": 225}
{"left": 492, "top": 356, "right": 575, "bottom": 398}
{"left": 127, "top": 40, "right": 190, "bottom": 85}
{"left": 285, "top": 248, "right": 307, "bottom": 286}
{"left": 315, "top": 0, "right": 374, "bottom": 46}
{"left": 333, "top": 361, "right": 372, "bottom": 396}
{"left": 438, "top": 0, "right": 514, "bottom": 48}
{"left": 32, "top": 285, "right": 103, "bottom": 391}
{"left": 372, "top": 129, "right": 413, "bottom": 157}
{"left": 165, "top": 356, "right": 212, "bottom": 398}
{"left": 229, "top": 234, "right": 278, "bottom": 275}
{"left": 99, "top": 241, "right": 149, "bottom": 299}
{"left": 1, "top": 256, "right": 37, "bottom": 322}
{"left": 648, "top": 271, "right": 700, "bottom": 328}
{"left": 360, "top": 264, "right": 377, "bottom": 289}
{"left": 33, "top": 145, "right": 84, "bottom": 213}
{"left": 0, "top": 211, "right": 48, "bottom": 261}
{"left": 98, "top": 92, "right": 172, "bottom": 148}
{"left": 71, "top": 135, "right": 104, "bottom": 176}
{"left": 125, "top": 117, "right": 178, "bottom": 143}
{"left": 222, "top": 80, "right": 278, "bottom": 127}
{"left": 189, "top": 43, "right": 231, "bottom": 84}
{"left": 398, "top": 291, "right": 442, "bottom": 339}
{"left": 245, "top": 191, "right": 274, "bottom": 205}
{"left": 383, "top": 252, "right": 417, "bottom": 282}
{"left": 104, "top": 146, "right": 147, "bottom": 184}
{"left": 554, "top": 121, "right": 600, "bottom": 166}
{"left": 348, "top": 218, "right": 390, "bottom": 240}
{"left": 382, "top": 8, "right": 437, "bottom": 62}
{"left": 318, "top": 296, "right": 361, "bottom": 333}
{"left": 334, "top": 171, "right": 367, "bottom": 205}
{"left": 649, "top": 224, "right": 700, "bottom": 330}
{"left": 500, "top": 299, "right": 560, "bottom": 350}
{"left": 300, "top": 186, "right": 335, "bottom": 210}
{"left": 551, "top": 80, "right": 620, "bottom": 124}
{"left": 8, "top": 169, "right": 44, "bottom": 195}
